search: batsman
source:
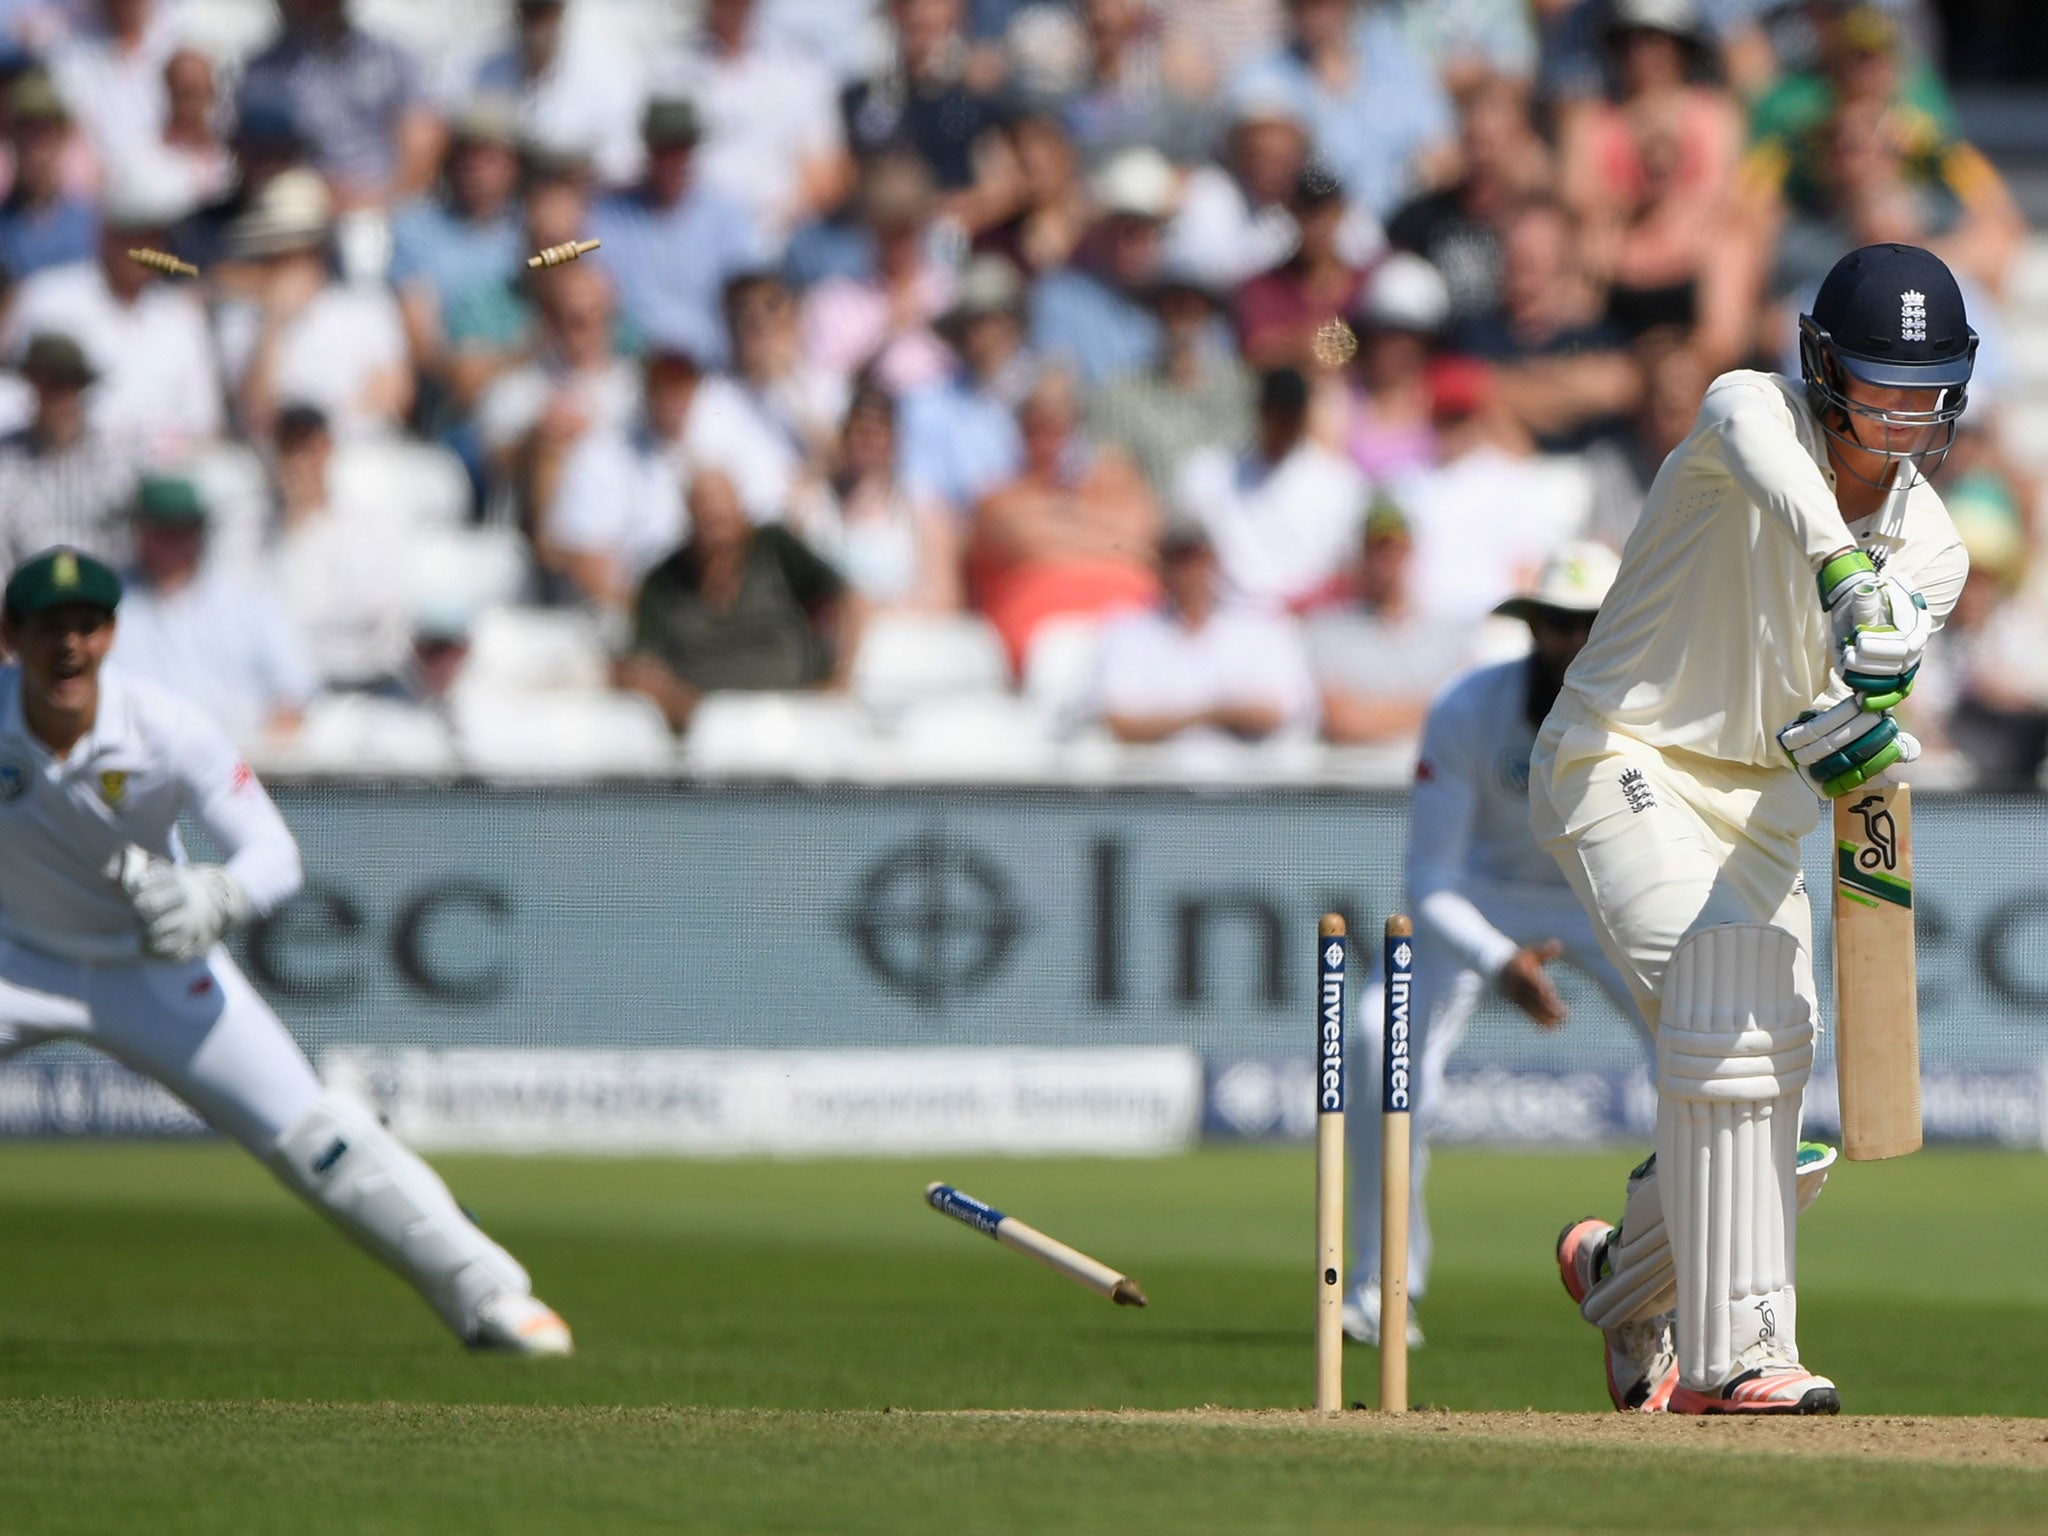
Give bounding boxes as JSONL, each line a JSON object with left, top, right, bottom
{"left": 1532, "top": 244, "right": 1972, "bottom": 1414}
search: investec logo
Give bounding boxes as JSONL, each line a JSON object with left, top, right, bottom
{"left": 1319, "top": 941, "right": 1345, "bottom": 1111}
{"left": 1385, "top": 940, "right": 1413, "bottom": 1112}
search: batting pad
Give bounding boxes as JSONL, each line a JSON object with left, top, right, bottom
{"left": 1655, "top": 924, "right": 1814, "bottom": 1387}
{"left": 267, "top": 1089, "right": 531, "bottom": 1338}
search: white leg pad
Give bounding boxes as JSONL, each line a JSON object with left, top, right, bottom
{"left": 1580, "top": 1143, "right": 1836, "bottom": 1333}
{"left": 267, "top": 1089, "right": 530, "bottom": 1338}
{"left": 1655, "top": 924, "right": 1813, "bottom": 1387}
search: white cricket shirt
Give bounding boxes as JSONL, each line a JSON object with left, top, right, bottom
{"left": 1409, "top": 657, "right": 1577, "bottom": 976}
{"left": 0, "top": 666, "right": 303, "bottom": 962}
{"left": 1556, "top": 370, "right": 1967, "bottom": 767}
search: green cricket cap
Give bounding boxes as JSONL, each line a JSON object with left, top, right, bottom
{"left": 4, "top": 545, "right": 122, "bottom": 619}
{"left": 132, "top": 474, "right": 207, "bottom": 525}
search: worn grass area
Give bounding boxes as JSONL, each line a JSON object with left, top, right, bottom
{"left": 0, "top": 1145, "right": 2042, "bottom": 1533}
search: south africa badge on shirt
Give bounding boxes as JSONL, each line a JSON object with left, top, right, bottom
{"left": 97, "top": 770, "right": 128, "bottom": 808}
{"left": 0, "top": 752, "right": 27, "bottom": 803}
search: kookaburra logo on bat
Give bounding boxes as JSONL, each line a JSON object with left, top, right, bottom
{"left": 1848, "top": 794, "right": 1899, "bottom": 871}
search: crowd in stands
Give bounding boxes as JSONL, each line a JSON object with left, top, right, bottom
{"left": 0, "top": 0, "right": 2042, "bottom": 786}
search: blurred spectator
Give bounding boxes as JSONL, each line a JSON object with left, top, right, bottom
{"left": 1342, "top": 251, "right": 1451, "bottom": 482}
{"left": 589, "top": 97, "right": 767, "bottom": 368}
{"left": 802, "top": 151, "right": 955, "bottom": 396}
{"left": 0, "top": 73, "right": 96, "bottom": 279}
{"left": 1384, "top": 73, "right": 1551, "bottom": 327}
{"left": 1055, "top": 0, "right": 1216, "bottom": 165}
{"left": 615, "top": 466, "right": 852, "bottom": 731}
{"left": 476, "top": 260, "right": 637, "bottom": 535}
{"left": 300, "top": 604, "right": 476, "bottom": 771}
{"left": 971, "top": 108, "right": 1088, "bottom": 275}
{"left": 7, "top": 183, "right": 223, "bottom": 457}
{"left": 1736, "top": 3, "right": 2023, "bottom": 303}
{"left": 1164, "top": 84, "right": 1309, "bottom": 290}
{"left": 1088, "top": 260, "right": 1252, "bottom": 500}
{"left": 1029, "top": 144, "right": 1174, "bottom": 386}
{"left": 1308, "top": 495, "right": 1473, "bottom": 744}
{"left": 389, "top": 97, "right": 524, "bottom": 384}
{"left": 843, "top": 0, "right": 1012, "bottom": 223}
{"left": 1155, "top": 0, "right": 1285, "bottom": 92}
{"left": 1093, "top": 521, "right": 1318, "bottom": 745}
{"left": 899, "top": 253, "right": 1030, "bottom": 512}
{"left": 969, "top": 368, "right": 1160, "bottom": 669}
{"left": 266, "top": 404, "right": 414, "bottom": 690}
{"left": 1174, "top": 365, "right": 1365, "bottom": 611}
{"left": 1582, "top": 326, "right": 1708, "bottom": 547}
{"left": 175, "top": 103, "right": 307, "bottom": 273}
{"left": 1234, "top": 164, "right": 1367, "bottom": 370}
{"left": 1455, "top": 197, "right": 1637, "bottom": 452}
{"left": 46, "top": 0, "right": 174, "bottom": 195}
{"left": 1393, "top": 0, "right": 1539, "bottom": 97}
{"left": 1231, "top": 0, "right": 1455, "bottom": 221}
{"left": 109, "top": 474, "right": 319, "bottom": 747}
{"left": 545, "top": 348, "right": 796, "bottom": 609}
{"left": 1559, "top": 0, "right": 1741, "bottom": 339}
{"left": 153, "top": 49, "right": 234, "bottom": 215}
{"left": 727, "top": 269, "right": 847, "bottom": 474}
{"left": 470, "top": 0, "right": 647, "bottom": 189}
{"left": 790, "top": 382, "right": 963, "bottom": 612}
{"left": 0, "top": 330, "right": 138, "bottom": 569}
{"left": 1396, "top": 357, "right": 1595, "bottom": 627}
{"left": 662, "top": 0, "right": 852, "bottom": 243}
{"left": 212, "top": 168, "right": 412, "bottom": 442}
{"left": 236, "top": 0, "right": 444, "bottom": 209}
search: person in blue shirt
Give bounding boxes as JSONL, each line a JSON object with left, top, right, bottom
{"left": 0, "top": 74, "right": 96, "bottom": 281}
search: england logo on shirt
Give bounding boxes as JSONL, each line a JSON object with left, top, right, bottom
{"left": 1901, "top": 289, "right": 1927, "bottom": 342}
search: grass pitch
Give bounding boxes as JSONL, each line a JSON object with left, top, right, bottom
{"left": 0, "top": 1144, "right": 2043, "bottom": 1534}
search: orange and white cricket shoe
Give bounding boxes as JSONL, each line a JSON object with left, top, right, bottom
{"left": 469, "top": 1292, "right": 574, "bottom": 1357}
{"left": 1556, "top": 1217, "right": 1678, "bottom": 1413}
{"left": 1669, "top": 1363, "right": 1839, "bottom": 1415}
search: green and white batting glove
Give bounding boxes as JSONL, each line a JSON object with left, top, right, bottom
{"left": 1778, "top": 696, "right": 1921, "bottom": 799}
{"left": 1818, "top": 550, "right": 1930, "bottom": 711}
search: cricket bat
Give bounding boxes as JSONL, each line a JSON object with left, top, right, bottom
{"left": 1832, "top": 781, "right": 1919, "bottom": 1160}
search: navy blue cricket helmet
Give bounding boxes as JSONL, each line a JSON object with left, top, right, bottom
{"left": 1798, "top": 243, "right": 1977, "bottom": 481}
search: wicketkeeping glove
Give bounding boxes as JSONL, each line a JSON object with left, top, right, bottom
{"left": 114, "top": 845, "right": 251, "bottom": 962}
{"left": 1818, "top": 550, "right": 1931, "bottom": 711}
{"left": 1778, "top": 696, "right": 1921, "bottom": 799}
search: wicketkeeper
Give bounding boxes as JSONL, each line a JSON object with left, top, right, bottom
{"left": 0, "top": 547, "right": 572, "bottom": 1355}
{"left": 1534, "top": 244, "right": 1972, "bottom": 1413}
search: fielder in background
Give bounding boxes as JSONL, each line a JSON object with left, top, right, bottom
{"left": 0, "top": 548, "right": 573, "bottom": 1356}
{"left": 1344, "top": 542, "right": 1648, "bottom": 1350}
{"left": 1537, "top": 243, "right": 1972, "bottom": 1414}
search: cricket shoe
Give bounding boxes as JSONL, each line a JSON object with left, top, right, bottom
{"left": 1342, "top": 1279, "right": 1423, "bottom": 1348}
{"left": 1556, "top": 1217, "right": 1677, "bottom": 1412}
{"left": 1669, "top": 1362, "right": 1839, "bottom": 1416}
{"left": 469, "top": 1292, "right": 574, "bottom": 1357}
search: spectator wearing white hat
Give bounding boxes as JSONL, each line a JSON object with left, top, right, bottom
{"left": 1162, "top": 82, "right": 1312, "bottom": 292}
{"left": 1029, "top": 145, "right": 1176, "bottom": 388}
{"left": 210, "top": 168, "right": 412, "bottom": 443}
{"left": 1342, "top": 250, "right": 1450, "bottom": 482}
{"left": 5, "top": 176, "right": 222, "bottom": 458}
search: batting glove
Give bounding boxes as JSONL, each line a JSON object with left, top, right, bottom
{"left": 115, "top": 845, "right": 251, "bottom": 962}
{"left": 1818, "top": 550, "right": 1931, "bottom": 711}
{"left": 1778, "top": 696, "right": 1921, "bottom": 799}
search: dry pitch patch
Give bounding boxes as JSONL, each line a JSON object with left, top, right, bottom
{"left": 926, "top": 1407, "right": 2048, "bottom": 1470}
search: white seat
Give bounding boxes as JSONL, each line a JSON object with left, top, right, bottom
{"left": 177, "top": 442, "right": 270, "bottom": 577}
{"left": 888, "top": 695, "right": 1057, "bottom": 780}
{"left": 464, "top": 605, "right": 612, "bottom": 692}
{"left": 850, "top": 612, "right": 1012, "bottom": 715}
{"left": 1020, "top": 614, "right": 1106, "bottom": 734}
{"left": 404, "top": 525, "right": 529, "bottom": 613}
{"left": 683, "top": 692, "right": 873, "bottom": 778}
{"left": 331, "top": 438, "right": 475, "bottom": 530}
{"left": 455, "top": 688, "right": 675, "bottom": 775}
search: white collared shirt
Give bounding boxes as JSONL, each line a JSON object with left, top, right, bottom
{"left": 0, "top": 666, "right": 303, "bottom": 963}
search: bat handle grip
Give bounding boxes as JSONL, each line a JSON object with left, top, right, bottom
{"left": 1849, "top": 583, "right": 1885, "bottom": 628}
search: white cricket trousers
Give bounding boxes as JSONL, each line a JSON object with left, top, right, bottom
{"left": 1347, "top": 881, "right": 1647, "bottom": 1299}
{"left": 0, "top": 936, "right": 322, "bottom": 1152}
